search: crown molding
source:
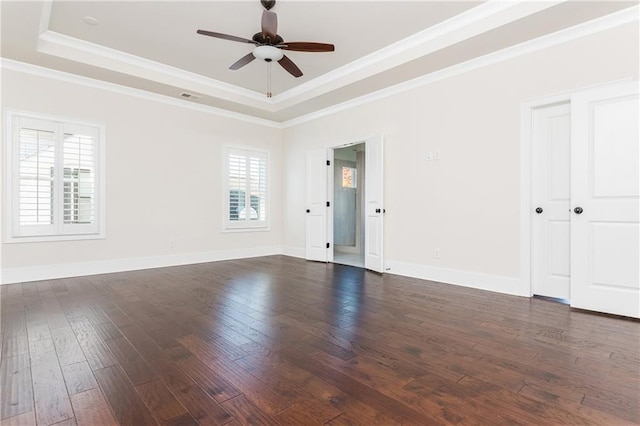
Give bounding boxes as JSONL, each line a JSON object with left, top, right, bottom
{"left": 37, "top": 0, "right": 271, "bottom": 108}
{"left": 272, "top": 0, "right": 564, "bottom": 110}
{"left": 37, "top": 30, "right": 274, "bottom": 110}
{"left": 7, "top": 3, "right": 636, "bottom": 127}
{"left": 35, "top": 0, "right": 564, "bottom": 113}
{"left": 0, "top": 58, "right": 282, "bottom": 129}
{"left": 281, "top": 5, "right": 639, "bottom": 128}
{"left": 38, "top": 0, "right": 53, "bottom": 35}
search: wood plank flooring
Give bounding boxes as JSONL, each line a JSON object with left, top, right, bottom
{"left": 1, "top": 255, "right": 638, "bottom": 425}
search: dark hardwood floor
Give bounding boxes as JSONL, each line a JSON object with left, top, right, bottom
{"left": 1, "top": 255, "right": 639, "bottom": 425}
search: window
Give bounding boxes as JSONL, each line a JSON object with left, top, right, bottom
{"left": 342, "top": 166, "right": 357, "bottom": 188}
{"left": 224, "top": 147, "right": 268, "bottom": 230}
{"left": 5, "top": 111, "right": 104, "bottom": 242}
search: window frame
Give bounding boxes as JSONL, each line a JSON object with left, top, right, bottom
{"left": 4, "top": 110, "right": 106, "bottom": 243}
{"left": 222, "top": 146, "right": 269, "bottom": 232}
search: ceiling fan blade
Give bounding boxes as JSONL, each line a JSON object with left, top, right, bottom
{"left": 229, "top": 52, "right": 256, "bottom": 70}
{"left": 279, "top": 42, "right": 335, "bottom": 52}
{"left": 261, "top": 10, "right": 278, "bottom": 41}
{"left": 197, "top": 29, "right": 257, "bottom": 45}
{"left": 278, "top": 55, "right": 303, "bottom": 78}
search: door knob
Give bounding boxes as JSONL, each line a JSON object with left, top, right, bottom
{"left": 306, "top": 209, "right": 310, "bottom": 213}
{"left": 375, "top": 208, "right": 381, "bottom": 213}
{"left": 535, "top": 207, "right": 543, "bottom": 214}
{"left": 574, "top": 207, "right": 583, "bottom": 214}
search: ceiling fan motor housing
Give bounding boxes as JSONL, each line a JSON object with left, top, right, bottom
{"left": 252, "top": 32, "right": 284, "bottom": 45}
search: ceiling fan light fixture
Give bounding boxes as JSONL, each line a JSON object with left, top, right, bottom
{"left": 253, "top": 45, "right": 283, "bottom": 62}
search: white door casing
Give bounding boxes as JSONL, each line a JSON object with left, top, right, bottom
{"left": 306, "top": 134, "right": 384, "bottom": 272}
{"left": 570, "top": 81, "right": 639, "bottom": 318}
{"left": 305, "top": 148, "right": 328, "bottom": 262}
{"left": 364, "top": 134, "right": 384, "bottom": 273}
{"left": 532, "top": 103, "right": 571, "bottom": 299}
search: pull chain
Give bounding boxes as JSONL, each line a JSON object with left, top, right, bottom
{"left": 266, "top": 62, "right": 272, "bottom": 98}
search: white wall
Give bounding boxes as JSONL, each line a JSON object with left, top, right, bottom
{"left": 282, "top": 22, "right": 639, "bottom": 295}
{"left": 2, "top": 21, "right": 637, "bottom": 292}
{"left": 1, "top": 69, "right": 282, "bottom": 282}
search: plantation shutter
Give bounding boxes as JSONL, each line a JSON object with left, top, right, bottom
{"left": 248, "top": 154, "right": 267, "bottom": 223}
{"left": 228, "top": 153, "right": 247, "bottom": 224}
{"left": 225, "top": 148, "right": 268, "bottom": 229}
{"left": 16, "top": 117, "right": 57, "bottom": 236}
{"left": 9, "top": 115, "right": 102, "bottom": 239}
{"left": 62, "top": 123, "right": 99, "bottom": 234}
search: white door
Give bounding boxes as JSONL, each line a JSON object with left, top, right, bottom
{"left": 305, "top": 148, "right": 329, "bottom": 262}
{"left": 532, "top": 103, "right": 572, "bottom": 299}
{"left": 570, "top": 81, "right": 639, "bottom": 318}
{"left": 364, "top": 135, "right": 384, "bottom": 273}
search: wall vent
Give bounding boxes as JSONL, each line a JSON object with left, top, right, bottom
{"left": 179, "top": 92, "right": 201, "bottom": 100}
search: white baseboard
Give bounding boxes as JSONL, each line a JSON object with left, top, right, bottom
{"left": 0, "top": 246, "right": 281, "bottom": 284}
{"left": 281, "top": 246, "right": 306, "bottom": 259}
{"left": 384, "top": 260, "right": 525, "bottom": 297}
{"left": 2, "top": 246, "right": 525, "bottom": 299}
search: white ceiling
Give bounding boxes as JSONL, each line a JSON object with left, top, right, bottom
{"left": 1, "top": 1, "right": 638, "bottom": 122}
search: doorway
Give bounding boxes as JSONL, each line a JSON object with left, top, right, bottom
{"left": 333, "top": 143, "right": 365, "bottom": 268}
{"left": 305, "top": 134, "right": 384, "bottom": 273}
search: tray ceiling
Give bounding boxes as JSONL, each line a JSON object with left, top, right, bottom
{"left": 1, "top": 1, "right": 638, "bottom": 123}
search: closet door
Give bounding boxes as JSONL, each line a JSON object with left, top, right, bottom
{"left": 570, "top": 81, "right": 639, "bottom": 318}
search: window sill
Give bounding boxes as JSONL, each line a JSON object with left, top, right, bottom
{"left": 222, "top": 227, "right": 270, "bottom": 234}
{"left": 4, "top": 233, "right": 106, "bottom": 244}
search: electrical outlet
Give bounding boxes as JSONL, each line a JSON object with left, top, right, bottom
{"left": 434, "top": 151, "right": 441, "bottom": 160}
{"left": 426, "top": 151, "right": 433, "bottom": 161}
{"left": 433, "top": 248, "right": 440, "bottom": 259}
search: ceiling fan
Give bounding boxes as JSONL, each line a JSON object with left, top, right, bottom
{"left": 196, "top": 0, "right": 334, "bottom": 82}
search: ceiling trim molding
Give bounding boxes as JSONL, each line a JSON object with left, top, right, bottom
{"left": 281, "top": 5, "right": 639, "bottom": 129}
{"left": 272, "top": 0, "right": 565, "bottom": 110}
{"left": 38, "top": 0, "right": 53, "bottom": 35}
{"left": 35, "top": 0, "right": 564, "bottom": 113}
{"left": 36, "top": 30, "right": 274, "bottom": 110}
{"left": 0, "top": 58, "right": 282, "bottom": 129}
{"left": 6, "top": 3, "right": 636, "bottom": 128}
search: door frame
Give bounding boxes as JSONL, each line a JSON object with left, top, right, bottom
{"left": 519, "top": 79, "right": 632, "bottom": 297}
{"left": 326, "top": 134, "right": 383, "bottom": 270}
